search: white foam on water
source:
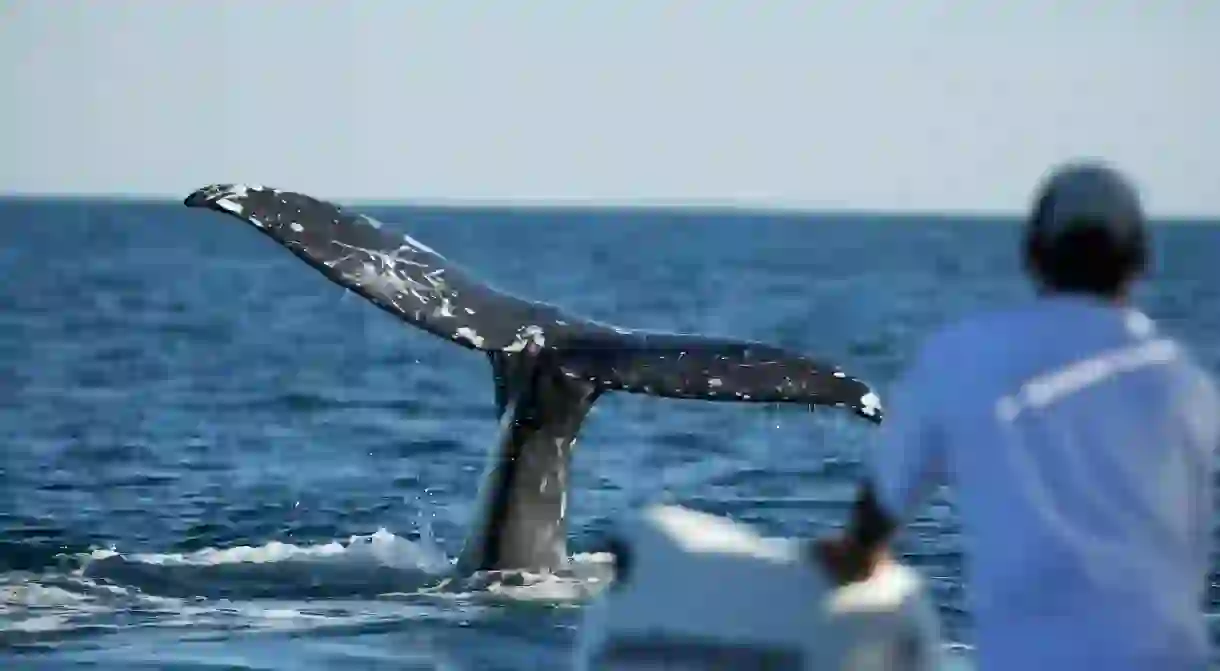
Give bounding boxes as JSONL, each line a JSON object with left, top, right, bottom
{"left": 82, "top": 527, "right": 446, "bottom": 570}
{"left": 0, "top": 530, "right": 616, "bottom": 645}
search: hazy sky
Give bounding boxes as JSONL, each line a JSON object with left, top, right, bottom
{"left": 2, "top": 2, "right": 1216, "bottom": 215}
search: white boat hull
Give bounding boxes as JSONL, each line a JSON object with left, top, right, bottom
{"left": 575, "top": 505, "right": 944, "bottom": 670}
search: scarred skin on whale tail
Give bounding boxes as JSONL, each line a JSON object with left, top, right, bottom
{"left": 182, "top": 183, "right": 883, "bottom": 423}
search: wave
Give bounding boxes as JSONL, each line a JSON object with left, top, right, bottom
{"left": 0, "top": 528, "right": 615, "bottom": 648}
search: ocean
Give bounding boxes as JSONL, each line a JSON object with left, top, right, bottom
{"left": 1, "top": 197, "right": 1217, "bottom": 670}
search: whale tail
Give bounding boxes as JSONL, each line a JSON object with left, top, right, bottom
{"left": 183, "top": 184, "right": 883, "bottom": 572}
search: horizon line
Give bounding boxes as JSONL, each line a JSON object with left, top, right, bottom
{"left": 1, "top": 189, "right": 1217, "bottom": 224}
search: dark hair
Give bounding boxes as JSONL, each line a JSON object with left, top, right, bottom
{"left": 1024, "top": 194, "right": 1148, "bottom": 298}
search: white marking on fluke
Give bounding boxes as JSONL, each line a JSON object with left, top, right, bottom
{"left": 504, "top": 325, "right": 546, "bottom": 353}
{"left": 860, "top": 391, "right": 882, "bottom": 417}
{"left": 334, "top": 242, "right": 446, "bottom": 307}
{"left": 455, "top": 327, "right": 485, "bottom": 347}
{"left": 358, "top": 214, "right": 385, "bottom": 230}
{"left": 401, "top": 233, "right": 440, "bottom": 257}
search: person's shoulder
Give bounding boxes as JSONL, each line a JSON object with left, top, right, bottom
{"left": 1137, "top": 310, "right": 1212, "bottom": 375}
{"left": 1169, "top": 345, "right": 1220, "bottom": 442}
{"left": 913, "top": 303, "right": 1032, "bottom": 362}
{"left": 884, "top": 307, "right": 1020, "bottom": 415}
{"left": 1166, "top": 336, "right": 1220, "bottom": 404}
{"left": 1133, "top": 310, "right": 1220, "bottom": 420}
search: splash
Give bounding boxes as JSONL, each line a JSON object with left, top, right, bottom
{"left": 0, "top": 530, "right": 615, "bottom": 647}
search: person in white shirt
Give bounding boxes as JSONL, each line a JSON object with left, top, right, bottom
{"left": 814, "top": 160, "right": 1219, "bottom": 670}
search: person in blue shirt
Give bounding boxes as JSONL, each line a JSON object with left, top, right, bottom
{"left": 815, "top": 160, "right": 1219, "bottom": 670}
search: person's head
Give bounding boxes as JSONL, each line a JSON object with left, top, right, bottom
{"left": 1022, "top": 160, "right": 1149, "bottom": 302}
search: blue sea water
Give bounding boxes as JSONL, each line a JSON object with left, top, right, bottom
{"left": 1, "top": 197, "right": 1218, "bottom": 670}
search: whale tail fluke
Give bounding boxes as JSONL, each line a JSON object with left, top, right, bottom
{"left": 184, "top": 183, "right": 882, "bottom": 422}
